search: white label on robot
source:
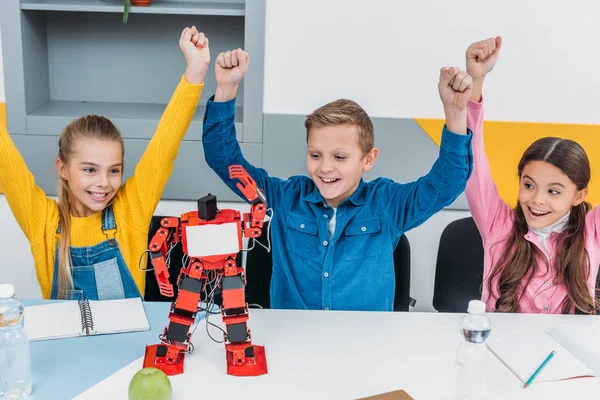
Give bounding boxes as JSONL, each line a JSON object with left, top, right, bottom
{"left": 185, "top": 223, "right": 241, "bottom": 257}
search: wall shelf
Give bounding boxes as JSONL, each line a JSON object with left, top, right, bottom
{"left": 20, "top": 0, "right": 245, "bottom": 16}
{"left": 1, "top": 0, "right": 266, "bottom": 199}
{"left": 26, "top": 101, "right": 244, "bottom": 140}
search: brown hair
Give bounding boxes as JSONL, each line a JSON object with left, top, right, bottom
{"left": 56, "top": 115, "right": 123, "bottom": 299}
{"left": 490, "top": 137, "right": 596, "bottom": 314}
{"left": 304, "top": 99, "right": 374, "bottom": 155}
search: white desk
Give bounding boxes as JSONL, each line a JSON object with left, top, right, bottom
{"left": 75, "top": 310, "right": 600, "bottom": 399}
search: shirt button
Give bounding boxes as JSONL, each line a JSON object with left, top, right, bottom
{"left": 324, "top": 214, "right": 328, "bottom": 219}
{"left": 544, "top": 305, "right": 549, "bottom": 311}
{"left": 324, "top": 307, "right": 329, "bottom": 311}
{"left": 361, "top": 226, "right": 366, "bottom": 232}
{"left": 324, "top": 272, "right": 329, "bottom": 278}
{"left": 300, "top": 224, "right": 305, "bottom": 229}
{"left": 323, "top": 240, "right": 328, "bottom": 246}
{"left": 546, "top": 281, "right": 551, "bottom": 287}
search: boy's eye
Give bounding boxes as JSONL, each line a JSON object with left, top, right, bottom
{"left": 84, "top": 168, "right": 96, "bottom": 173}
{"left": 335, "top": 155, "right": 346, "bottom": 161}
{"left": 109, "top": 169, "right": 121, "bottom": 175}
{"left": 310, "top": 154, "right": 320, "bottom": 159}
{"left": 524, "top": 183, "right": 534, "bottom": 189}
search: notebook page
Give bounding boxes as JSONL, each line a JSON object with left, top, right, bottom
{"left": 88, "top": 298, "right": 150, "bottom": 335}
{"left": 486, "top": 332, "right": 595, "bottom": 383}
{"left": 24, "top": 301, "right": 83, "bottom": 341}
{"left": 548, "top": 324, "right": 600, "bottom": 376}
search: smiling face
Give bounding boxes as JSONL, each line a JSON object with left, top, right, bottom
{"left": 304, "top": 99, "right": 378, "bottom": 208}
{"left": 518, "top": 160, "right": 587, "bottom": 229}
{"left": 307, "top": 124, "right": 378, "bottom": 207}
{"left": 56, "top": 138, "right": 123, "bottom": 217}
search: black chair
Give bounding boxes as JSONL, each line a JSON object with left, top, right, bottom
{"left": 433, "top": 217, "right": 484, "bottom": 313}
{"left": 244, "top": 220, "right": 414, "bottom": 311}
{"left": 143, "top": 215, "right": 239, "bottom": 304}
{"left": 393, "top": 233, "right": 412, "bottom": 311}
{"left": 244, "top": 220, "right": 273, "bottom": 309}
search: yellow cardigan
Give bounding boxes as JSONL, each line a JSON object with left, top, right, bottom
{"left": 0, "top": 76, "right": 203, "bottom": 298}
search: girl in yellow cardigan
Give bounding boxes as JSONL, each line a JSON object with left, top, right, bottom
{"left": 0, "top": 26, "right": 209, "bottom": 300}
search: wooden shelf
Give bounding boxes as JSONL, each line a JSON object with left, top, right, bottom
{"left": 26, "top": 100, "right": 243, "bottom": 140}
{"left": 21, "top": 0, "right": 245, "bottom": 16}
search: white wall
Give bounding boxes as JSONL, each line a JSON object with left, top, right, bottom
{"left": 264, "top": 0, "right": 600, "bottom": 124}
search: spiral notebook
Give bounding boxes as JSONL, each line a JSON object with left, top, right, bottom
{"left": 24, "top": 297, "right": 150, "bottom": 341}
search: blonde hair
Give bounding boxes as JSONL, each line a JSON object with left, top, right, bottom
{"left": 56, "top": 115, "right": 124, "bottom": 299}
{"left": 304, "top": 99, "right": 374, "bottom": 155}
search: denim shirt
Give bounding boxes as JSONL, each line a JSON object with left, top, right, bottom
{"left": 203, "top": 96, "right": 473, "bottom": 311}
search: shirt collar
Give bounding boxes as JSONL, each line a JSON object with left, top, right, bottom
{"left": 530, "top": 211, "right": 570, "bottom": 237}
{"left": 303, "top": 179, "right": 367, "bottom": 207}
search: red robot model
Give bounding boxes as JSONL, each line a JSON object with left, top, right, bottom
{"left": 143, "top": 165, "right": 268, "bottom": 377}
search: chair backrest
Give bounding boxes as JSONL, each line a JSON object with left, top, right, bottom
{"left": 244, "top": 221, "right": 412, "bottom": 312}
{"left": 393, "top": 233, "right": 411, "bottom": 312}
{"left": 433, "top": 217, "right": 484, "bottom": 313}
{"left": 244, "top": 220, "right": 273, "bottom": 309}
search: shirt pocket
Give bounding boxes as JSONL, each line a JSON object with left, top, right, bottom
{"left": 343, "top": 217, "right": 381, "bottom": 261}
{"left": 285, "top": 213, "right": 319, "bottom": 260}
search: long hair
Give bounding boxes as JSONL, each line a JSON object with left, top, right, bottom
{"left": 55, "top": 115, "right": 123, "bottom": 299}
{"left": 489, "top": 137, "right": 595, "bottom": 314}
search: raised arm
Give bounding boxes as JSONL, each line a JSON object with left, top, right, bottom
{"left": 0, "top": 121, "right": 55, "bottom": 241}
{"left": 464, "top": 36, "right": 513, "bottom": 240}
{"left": 385, "top": 66, "right": 473, "bottom": 232}
{"left": 203, "top": 49, "right": 285, "bottom": 209}
{"left": 120, "top": 27, "right": 208, "bottom": 224}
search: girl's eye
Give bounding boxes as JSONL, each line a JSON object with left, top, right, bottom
{"left": 524, "top": 183, "right": 534, "bottom": 189}
{"left": 109, "top": 169, "right": 121, "bottom": 175}
{"left": 549, "top": 189, "right": 560, "bottom": 195}
{"left": 84, "top": 168, "right": 95, "bottom": 173}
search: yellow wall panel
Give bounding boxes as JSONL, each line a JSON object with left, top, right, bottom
{"left": 415, "top": 118, "right": 600, "bottom": 207}
{"left": 0, "top": 103, "right": 4, "bottom": 195}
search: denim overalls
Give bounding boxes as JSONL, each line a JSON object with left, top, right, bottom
{"left": 50, "top": 206, "right": 141, "bottom": 300}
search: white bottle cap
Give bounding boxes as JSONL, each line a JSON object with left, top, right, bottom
{"left": 467, "top": 300, "right": 486, "bottom": 315}
{"left": 0, "top": 284, "right": 15, "bottom": 299}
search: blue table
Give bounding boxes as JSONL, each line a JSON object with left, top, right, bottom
{"left": 24, "top": 300, "right": 174, "bottom": 400}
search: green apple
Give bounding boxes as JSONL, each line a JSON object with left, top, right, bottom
{"left": 128, "top": 367, "right": 172, "bottom": 400}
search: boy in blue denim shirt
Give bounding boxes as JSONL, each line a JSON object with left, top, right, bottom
{"left": 202, "top": 49, "right": 473, "bottom": 311}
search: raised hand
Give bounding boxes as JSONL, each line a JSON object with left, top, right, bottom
{"left": 438, "top": 67, "right": 473, "bottom": 134}
{"left": 179, "top": 26, "right": 210, "bottom": 84}
{"left": 466, "top": 36, "right": 501, "bottom": 101}
{"left": 214, "top": 49, "right": 249, "bottom": 102}
{"left": 466, "top": 36, "right": 502, "bottom": 81}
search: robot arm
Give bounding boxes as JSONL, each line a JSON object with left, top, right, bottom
{"left": 148, "top": 217, "right": 180, "bottom": 297}
{"left": 229, "top": 165, "right": 268, "bottom": 239}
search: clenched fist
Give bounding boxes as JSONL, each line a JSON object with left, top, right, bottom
{"left": 179, "top": 26, "right": 210, "bottom": 84}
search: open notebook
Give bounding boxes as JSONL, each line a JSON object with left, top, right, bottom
{"left": 487, "top": 324, "right": 600, "bottom": 385}
{"left": 24, "top": 297, "right": 150, "bottom": 341}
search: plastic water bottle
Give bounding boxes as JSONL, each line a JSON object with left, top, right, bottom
{"left": 455, "top": 300, "right": 491, "bottom": 400}
{"left": 0, "top": 284, "right": 32, "bottom": 399}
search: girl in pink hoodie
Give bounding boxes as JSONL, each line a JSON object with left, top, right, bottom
{"left": 464, "top": 36, "right": 599, "bottom": 314}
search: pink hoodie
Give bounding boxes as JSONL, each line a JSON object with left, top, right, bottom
{"left": 466, "top": 99, "right": 600, "bottom": 313}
